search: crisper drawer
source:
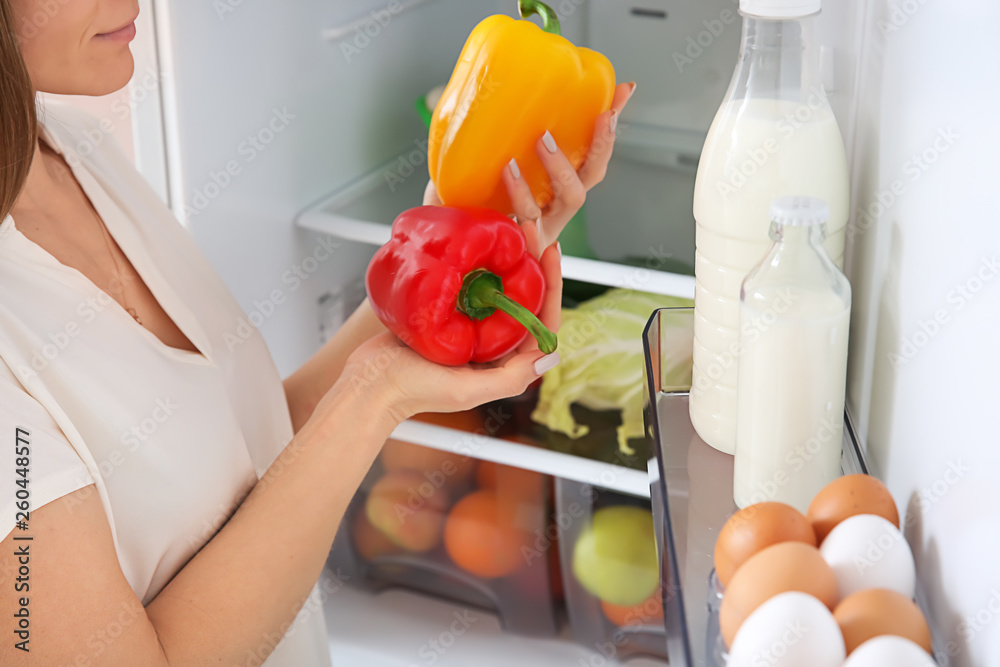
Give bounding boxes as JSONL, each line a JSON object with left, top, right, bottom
{"left": 324, "top": 380, "right": 675, "bottom": 663}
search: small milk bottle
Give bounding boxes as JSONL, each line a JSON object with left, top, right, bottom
{"left": 689, "top": 0, "right": 850, "bottom": 454}
{"left": 732, "top": 197, "right": 851, "bottom": 512}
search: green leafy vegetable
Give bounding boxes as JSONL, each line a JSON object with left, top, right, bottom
{"left": 531, "top": 289, "right": 694, "bottom": 454}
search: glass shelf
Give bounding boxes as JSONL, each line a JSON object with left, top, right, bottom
{"left": 295, "top": 156, "right": 696, "bottom": 299}
{"left": 387, "top": 392, "right": 654, "bottom": 498}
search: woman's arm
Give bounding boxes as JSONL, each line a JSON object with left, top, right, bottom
{"left": 0, "top": 376, "right": 392, "bottom": 667}
{"left": 0, "top": 245, "right": 561, "bottom": 667}
{"left": 282, "top": 298, "right": 386, "bottom": 432}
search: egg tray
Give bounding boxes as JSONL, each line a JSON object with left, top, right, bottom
{"left": 641, "top": 307, "right": 951, "bottom": 667}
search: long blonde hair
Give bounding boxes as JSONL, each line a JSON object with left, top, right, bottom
{"left": 0, "top": 0, "right": 38, "bottom": 220}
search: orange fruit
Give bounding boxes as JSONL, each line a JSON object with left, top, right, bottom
{"left": 476, "top": 460, "right": 498, "bottom": 489}
{"left": 351, "top": 510, "right": 401, "bottom": 561}
{"left": 601, "top": 590, "right": 665, "bottom": 627}
{"left": 380, "top": 439, "right": 475, "bottom": 489}
{"left": 444, "top": 489, "right": 534, "bottom": 579}
{"left": 365, "top": 470, "right": 451, "bottom": 553}
{"left": 476, "top": 460, "right": 545, "bottom": 502}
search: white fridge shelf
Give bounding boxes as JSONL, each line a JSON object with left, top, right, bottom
{"left": 295, "top": 158, "right": 696, "bottom": 299}
{"left": 390, "top": 415, "right": 651, "bottom": 498}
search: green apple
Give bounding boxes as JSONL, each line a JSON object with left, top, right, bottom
{"left": 572, "top": 505, "right": 659, "bottom": 606}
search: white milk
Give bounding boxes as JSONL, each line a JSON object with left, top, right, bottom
{"left": 690, "top": 98, "right": 849, "bottom": 453}
{"left": 732, "top": 287, "right": 850, "bottom": 512}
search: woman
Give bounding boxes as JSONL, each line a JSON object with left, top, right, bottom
{"left": 0, "top": 1, "right": 633, "bottom": 665}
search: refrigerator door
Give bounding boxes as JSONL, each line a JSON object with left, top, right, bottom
{"left": 842, "top": 2, "right": 1000, "bottom": 665}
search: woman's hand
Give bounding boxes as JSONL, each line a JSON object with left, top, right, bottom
{"left": 423, "top": 81, "right": 636, "bottom": 254}
{"left": 333, "top": 242, "right": 562, "bottom": 427}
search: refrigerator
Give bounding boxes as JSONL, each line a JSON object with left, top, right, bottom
{"left": 70, "top": 0, "right": 999, "bottom": 664}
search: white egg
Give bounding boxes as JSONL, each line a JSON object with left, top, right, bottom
{"left": 842, "top": 635, "right": 937, "bottom": 666}
{"left": 726, "top": 591, "right": 845, "bottom": 667}
{"left": 820, "top": 514, "right": 916, "bottom": 600}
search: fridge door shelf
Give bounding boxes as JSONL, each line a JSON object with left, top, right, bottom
{"left": 641, "top": 308, "right": 948, "bottom": 667}
{"left": 295, "top": 155, "right": 696, "bottom": 299}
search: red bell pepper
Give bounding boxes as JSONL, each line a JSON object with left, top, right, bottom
{"left": 366, "top": 206, "right": 558, "bottom": 366}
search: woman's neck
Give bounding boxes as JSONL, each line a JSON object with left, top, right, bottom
{"left": 12, "top": 136, "right": 72, "bottom": 217}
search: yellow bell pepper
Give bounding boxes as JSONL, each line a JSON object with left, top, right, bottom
{"left": 427, "top": 0, "right": 616, "bottom": 215}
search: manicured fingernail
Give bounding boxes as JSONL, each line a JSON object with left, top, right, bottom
{"left": 542, "top": 130, "right": 558, "bottom": 154}
{"left": 507, "top": 157, "right": 521, "bottom": 180}
{"left": 534, "top": 352, "right": 560, "bottom": 375}
{"left": 609, "top": 109, "right": 619, "bottom": 132}
{"left": 627, "top": 81, "right": 637, "bottom": 100}
{"left": 556, "top": 241, "right": 562, "bottom": 256}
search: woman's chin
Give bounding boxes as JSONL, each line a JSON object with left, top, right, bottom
{"left": 41, "top": 57, "right": 135, "bottom": 97}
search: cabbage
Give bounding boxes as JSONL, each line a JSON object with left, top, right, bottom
{"left": 531, "top": 289, "right": 694, "bottom": 455}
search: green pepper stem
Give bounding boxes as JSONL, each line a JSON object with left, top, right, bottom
{"left": 518, "top": 0, "right": 561, "bottom": 36}
{"left": 459, "top": 269, "right": 558, "bottom": 354}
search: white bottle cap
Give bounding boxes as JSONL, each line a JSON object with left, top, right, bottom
{"left": 769, "top": 196, "right": 830, "bottom": 226}
{"left": 740, "top": 0, "right": 821, "bottom": 19}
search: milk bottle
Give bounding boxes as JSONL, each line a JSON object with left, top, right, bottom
{"left": 733, "top": 197, "right": 851, "bottom": 512}
{"left": 689, "top": 0, "right": 849, "bottom": 454}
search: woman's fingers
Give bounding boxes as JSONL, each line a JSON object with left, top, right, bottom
{"left": 519, "top": 218, "right": 542, "bottom": 260}
{"left": 537, "top": 242, "right": 563, "bottom": 334}
{"left": 422, "top": 179, "right": 443, "bottom": 206}
{"left": 515, "top": 241, "right": 563, "bottom": 359}
{"left": 533, "top": 131, "right": 587, "bottom": 249}
{"left": 446, "top": 348, "right": 560, "bottom": 408}
{"left": 577, "top": 81, "right": 636, "bottom": 189}
{"left": 501, "top": 158, "right": 543, "bottom": 223}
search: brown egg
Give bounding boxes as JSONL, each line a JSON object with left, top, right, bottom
{"left": 807, "top": 474, "right": 900, "bottom": 543}
{"left": 834, "top": 588, "right": 933, "bottom": 654}
{"left": 714, "top": 502, "right": 817, "bottom": 588}
{"left": 719, "top": 541, "right": 838, "bottom": 648}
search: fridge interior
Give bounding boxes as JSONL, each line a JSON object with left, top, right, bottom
{"left": 64, "top": 0, "right": 1000, "bottom": 663}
